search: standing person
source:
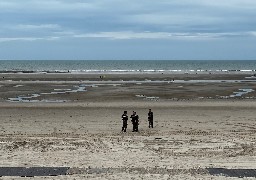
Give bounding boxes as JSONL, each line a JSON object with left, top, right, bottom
{"left": 131, "top": 111, "right": 139, "bottom": 132}
{"left": 134, "top": 112, "right": 139, "bottom": 132}
{"left": 121, "top": 111, "right": 128, "bottom": 132}
{"left": 148, "top": 109, "right": 153, "bottom": 128}
{"left": 130, "top": 111, "right": 135, "bottom": 132}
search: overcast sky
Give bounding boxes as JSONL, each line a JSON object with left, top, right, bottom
{"left": 0, "top": 0, "right": 256, "bottom": 60}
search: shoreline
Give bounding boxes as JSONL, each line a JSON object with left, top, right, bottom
{"left": 0, "top": 70, "right": 256, "bottom": 74}
{"left": 1, "top": 72, "right": 255, "bottom": 81}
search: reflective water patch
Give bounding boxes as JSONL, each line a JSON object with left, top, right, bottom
{"left": 7, "top": 84, "right": 86, "bottom": 102}
{"left": 135, "top": 95, "right": 159, "bottom": 100}
{"left": 230, "top": 89, "right": 254, "bottom": 97}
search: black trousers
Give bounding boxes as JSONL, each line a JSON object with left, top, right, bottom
{"left": 132, "top": 123, "right": 138, "bottom": 132}
{"left": 148, "top": 119, "right": 153, "bottom": 128}
{"left": 122, "top": 121, "right": 127, "bottom": 132}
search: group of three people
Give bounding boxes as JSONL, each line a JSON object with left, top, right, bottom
{"left": 121, "top": 109, "right": 153, "bottom": 132}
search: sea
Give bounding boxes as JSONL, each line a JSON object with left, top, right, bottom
{"left": 0, "top": 60, "right": 256, "bottom": 73}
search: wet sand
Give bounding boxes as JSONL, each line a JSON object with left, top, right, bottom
{"left": 0, "top": 73, "right": 256, "bottom": 179}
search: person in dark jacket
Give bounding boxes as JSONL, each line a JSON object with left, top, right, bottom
{"left": 121, "top": 111, "right": 128, "bottom": 132}
{"left": 131, "top": 111, "right": 139, "bottom": 132}
{"left": 148, "top": 109, "right": 153, "bottom": 128}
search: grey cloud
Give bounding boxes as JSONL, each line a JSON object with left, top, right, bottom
{"left": 0, "top": 36, "right": 59, "bottom": 42}
{"left": 2, "top": 30, "right": 255, "bottom": 43}
{"left": 0, "top": 0, "right": 99, "bottom": 12}
{"left": 1, "top": 0, "right": 255, "bottom": 35}
{"left": 73, "top": 31, "right": 256, "bottom": 40}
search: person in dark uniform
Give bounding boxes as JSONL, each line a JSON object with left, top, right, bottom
{"left": 148, "top": 109, "right": 153, "bottom": 128}
{"left": 130, "top": 111, "right": 135, "bottom": 132}
{"left": 121, "top": 111, "right": 128, "bottom": 132}
{"left": 134, "top": 112, "right": 139, "bottom": 132}
{"left": 131, "top": 111, "right": 139, "bottom": 132}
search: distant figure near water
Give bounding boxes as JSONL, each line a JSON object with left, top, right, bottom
{"left": 148, "top": 109, "right": 153, "bottom": 128}
{"left": 121, "top": 111, "right": 128, "bottom": 132}
{"left": 130, "top": 111, "right": 139, "bottom": 132}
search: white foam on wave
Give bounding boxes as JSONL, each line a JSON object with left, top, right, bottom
{"left": 143, "top": 70, "right": 155, "bottom": 72}
{"left": 85, "top": 70, "right": 105, "bottom": 72}
{"left": 109, "top": 70, "right": 136, "bottom": 72}
{"left": 240, "top": 70, "right": 254, "bottom": 72}
{"left": 216, "top": 70, "right": 228, "bottom": 72}
{"left": 169, "top": 70, "right": 182, "bottom": 72}
{"left": 3, "top": 68, "right": 256, "bottom": 74}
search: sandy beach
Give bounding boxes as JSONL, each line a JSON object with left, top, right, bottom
{"left": 0, "top": 73, "right": 256, "bottom": 179}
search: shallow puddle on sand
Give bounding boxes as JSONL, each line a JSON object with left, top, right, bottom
{"left": 7, "top": 83, "right": 122, "bottom": 102}
{"left": 7, "top": 85, "right": 87, "bottom": 102}
{"left": 230, "top": 89, "right": 254, "bottom": 97}
{"left": 220, "top": 89, "right": 255, "bottom": 99}
{"left": 135, "top": 94, "right": 159, "bottom": 100}
{"left": 13, "top": 85, "right": 24, "bottom": 88}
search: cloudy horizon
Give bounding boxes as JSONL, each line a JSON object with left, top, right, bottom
{"left": 0, "top": 0, "right": 256, "bottom": 60}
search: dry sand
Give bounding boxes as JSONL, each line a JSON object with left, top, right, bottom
{"left": 0, "top": 73, "right": 256, "bottom": 179}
